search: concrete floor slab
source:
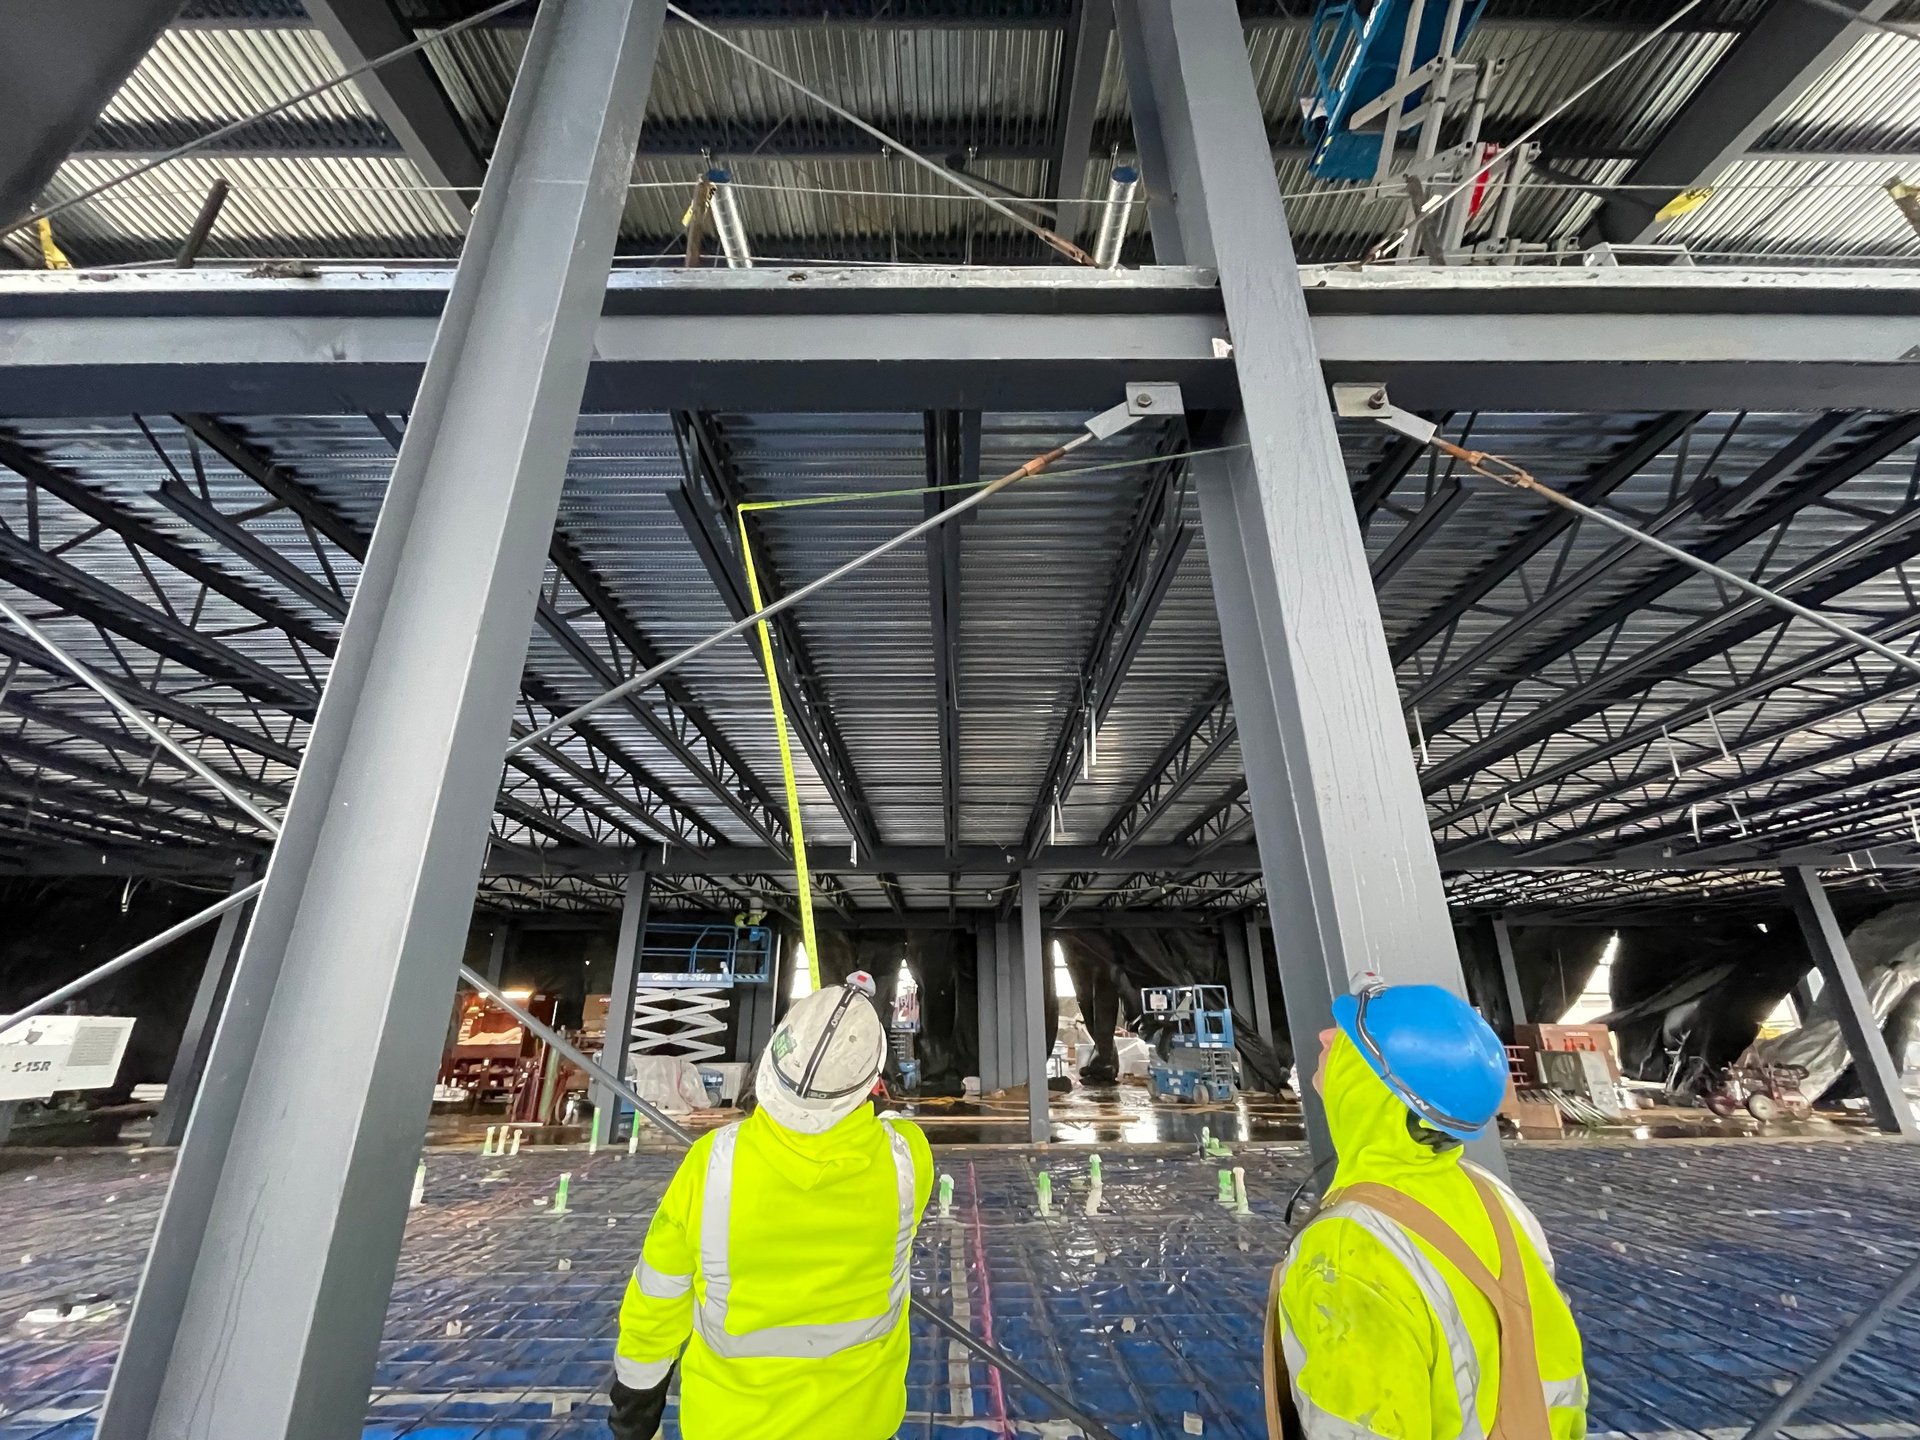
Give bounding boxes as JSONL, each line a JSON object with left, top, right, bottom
{"left": 2, "top": 1138, "right": 1918, "bottom": 1438}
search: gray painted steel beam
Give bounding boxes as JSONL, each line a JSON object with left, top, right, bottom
{"left": 593, "top": 867, "right": 651, "bottom": 1119}
{"left": 6, "top": 265, "right": 1920, "bottom": 415}
{"left": 151, "top": 863, "right": 254, "bottom": 1148}
{"left": 1584, "top": 0, "right": 1900, "bottom": 246}
{"left": 1782, "top": 865, "right": 1918, "bottom": 1139}
{"left": 1117, "top": 0, "right": 1496, "bottom": 1178}
{"left": 485, "top": 842, "right": 1266, "bottom": 876}
{"left": 97, "top": 3, "right": 670, "bottom": 1436}
{"left": 0, "top": 0, "right": 181, "bottom": 228}
{"left": 24, "top": 836, "right": 1920, "bottom": 878}
{"left": 302, "top": 0, "right": 486, "bottom": 226}
{"left": 1019, "top": 870, "right": 1049, "bottom": 1142}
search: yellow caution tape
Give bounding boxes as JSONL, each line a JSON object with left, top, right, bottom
{"left": 35, "top": 218, "right": 70, "bottom": 271}
{"left": 735, "top": 512, "right": 821, "bottom": 988}
{"left": 1655, "top": 187, "right": 1713, "bottom": 223}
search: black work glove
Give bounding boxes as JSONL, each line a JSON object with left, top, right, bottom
{"left": 608, "top": 1367, "right": 674, "bottom": 1440}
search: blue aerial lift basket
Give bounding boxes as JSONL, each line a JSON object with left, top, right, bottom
{"left": 1298, "top": 0, "right": 1488, "bottom": 180}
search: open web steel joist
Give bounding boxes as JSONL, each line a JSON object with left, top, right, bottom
{"left": 2, "top": 271, "right": 1920, "bottom": 919}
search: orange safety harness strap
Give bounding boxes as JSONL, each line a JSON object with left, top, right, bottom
{"left": 1265, "top": 1172, "right": 1550, "bottom": 1440}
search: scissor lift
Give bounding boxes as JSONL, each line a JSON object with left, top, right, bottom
{"left": 1298, "top": 0, "right": 1489, "bottom": 182}
{"left": 1142, "top": 984, "right": 1240, "bottom": 1104}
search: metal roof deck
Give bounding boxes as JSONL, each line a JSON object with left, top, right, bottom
{"left": 7, "top": 0, "right": 1920, "bottom": 270}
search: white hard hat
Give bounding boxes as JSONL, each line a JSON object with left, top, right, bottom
{"left": 755, "top": 982, "right": 888, "bottom": 1134}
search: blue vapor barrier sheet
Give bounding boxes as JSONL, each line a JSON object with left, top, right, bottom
{"left": 4, "top": 1140, "right": 1920, "bottom": 1437}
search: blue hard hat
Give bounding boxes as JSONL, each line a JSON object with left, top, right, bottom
{"left": 1332, "top": 983, "right": 1508, "bottom": 1139}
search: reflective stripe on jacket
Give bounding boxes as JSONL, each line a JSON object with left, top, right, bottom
{"left": 615, "top": 1104, "right": 933, "bottom": 1439}
{"left": 1277, "top": 1034, "right": 1588, "bottom": 1440}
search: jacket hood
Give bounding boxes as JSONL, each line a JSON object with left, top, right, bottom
{"left": 745, "top": 1099, "right": 884, "bottom": 1191}
{"left": 1324, "top": 1029, "right": 1464, "bottom": 1192}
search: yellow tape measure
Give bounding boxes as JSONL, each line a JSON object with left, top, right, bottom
{"left": 736, "top": 508, "right": 821, "bottom": 987}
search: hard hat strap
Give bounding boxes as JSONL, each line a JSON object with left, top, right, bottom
{"left": 1352, "top": 985, "right": 1479, "bottom": 1136}
{"left": 774, "top": 982, "right": 886, "bottom": 1103}
{"left": 793, "top": 984, "right": 860, "bottom": 1097}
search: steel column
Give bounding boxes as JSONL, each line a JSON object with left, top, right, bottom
{"left": 749, "top": 963, "right": 778, "bottom": 1059}
{"left": 1019, "top": 870, "right": 1050, "bottom": 1142}
{"left": 596, "top": 868, "right": 651, "bottom": 1117}
{"left": 1783, "top": 866, "right": 1918, "bottom": 1139}
{"left": 1244, "top": 914, "right": 1276, "bottom": 1048}
{"left": 976, "top": 923, "right": 1000, "bottom": 1090}
{"left": 1006, "top": 917, "right": 1021, "bottom": 1090}
{"left": 150, "top": 865, "right": 255, "bottom": 1149}
{"left": 1117, "top": 0, "right": 1496, "bottom": 1176}
{"left": 1492, "top": 915, "right": 1528, "bottom": 1033}
{"left": 483, "top": 923, "right": 509, "bottom": 985}
{"left": 1792, "top": 972, "right": 1823, "bottom": 1024}
{"left": 98, "top": 4, "right": 671, "bottom": 1437}
{"left": 1221, "top": 919, "right": 1254, "bottom": 1029}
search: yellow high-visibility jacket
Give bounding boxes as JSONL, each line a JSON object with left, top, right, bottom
{"left": 1277, "top": 1035, "right": 1589, "bottom": 1439}
{"left": 615, "top": 1104, "right": 934, "bottom": 1439}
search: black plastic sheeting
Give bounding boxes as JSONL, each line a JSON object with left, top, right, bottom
{"left": 809, "top": 929, "right": 997, "bottom": 1098}
{"left": 805, "top": 925, "right": 1296, "bottom": 1095}
{"left": 1455, "top": 915, "right": 1811, "bottom": 1097}
{"left": 1059, "top": 929, "right": 1293, "bottom": 1092}
{"left": 1608, "top": 925, "right": 1808, "bottom": 1091}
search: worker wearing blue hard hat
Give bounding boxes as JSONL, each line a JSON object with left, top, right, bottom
{"left": 1262, "top": 981, "right": 1589, "bottom": 1440}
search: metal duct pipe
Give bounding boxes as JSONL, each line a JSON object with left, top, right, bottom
{"left": 1090, "top": 164, "right": 1140, "bottom": 269}
{"left": 707, "top": 166, "right": 752, "bottom": 269}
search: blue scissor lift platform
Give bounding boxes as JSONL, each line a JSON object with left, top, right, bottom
{"left": 1298, "top": 0, "right": 1488, "bottom": 181}
{"left": 1142, "top": 984, "right": 1240, "bottom": 1104}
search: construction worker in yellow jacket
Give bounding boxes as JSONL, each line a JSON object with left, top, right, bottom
{"left": 609, "top": 974, "right": 934, "bottom": 1440}
{"left": 1268, "top": 982, "right": 1588, "bottom": 1439}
